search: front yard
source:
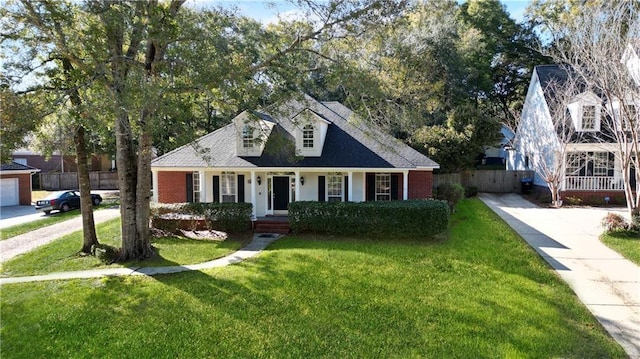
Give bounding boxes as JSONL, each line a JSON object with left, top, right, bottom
{"left": 0, "top": 199, "right": 626, "bottom": 358}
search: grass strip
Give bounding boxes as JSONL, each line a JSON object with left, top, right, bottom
{"left": 601, "top": 232, "right": 640, "bottom": 266}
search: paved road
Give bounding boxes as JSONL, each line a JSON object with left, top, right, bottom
{"left": 480, "top": 193, "right": 640, "bottom": 358}
{"left": 0, "top": 207, "right": 121, "bottom": 263}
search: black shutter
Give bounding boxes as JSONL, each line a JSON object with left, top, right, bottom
{"left": 608, "top": 153, "right": 615, "bottom": 177}
{"left": 391, "top": 174, "right": 399, "bottom": 200}
{"left": 237, "top": 174, "right": 245, "bottom": 202}
{"left": 213, "top": 175, "right": 220, "bottom": 203}
{"left": 366, "top": 173, "right": 375, "bottom": 201}
{"left": 318, "top": 176, "right": 326, "bottom": 202}
{"left": 344, "top": 175, "right": 349, "bottom": 202}
{"left": 186, "top": 173, "right": 193, "bottom": 203}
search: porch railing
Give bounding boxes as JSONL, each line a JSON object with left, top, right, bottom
{"left": 563, "top": 176, "right": 624, "bottom": 191}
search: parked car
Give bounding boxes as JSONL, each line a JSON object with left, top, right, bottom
{"left": 35, "top": 190, "right": 102, "bottom": 215}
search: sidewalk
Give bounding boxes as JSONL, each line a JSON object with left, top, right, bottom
{"left": 479, "top": 193, "right": 640, "bottom": 358}
{"left": 0, "top": 208, "right": 121, "bottom": 263}
{"left": 0, "top": 234, "right": 280, "bottom": 285}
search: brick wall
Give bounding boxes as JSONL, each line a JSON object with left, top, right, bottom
{"left": 0, "top": 173, "right": 32, "bottom": 205}
{"left": 560, "top": 190, "right": 627, "bottom": 206}
{"left": 157, "top": 171, "right": 188, "bottom": 203}
{"left": 408, "top": 171, "right": 433, "bottom": 199}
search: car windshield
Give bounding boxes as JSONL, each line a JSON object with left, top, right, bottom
{"left": 43, "top": 191, "right": 66, "bottom": 200}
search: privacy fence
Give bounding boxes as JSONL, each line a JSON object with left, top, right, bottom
{"left": 38, "top": 171, "right": 119, "bottom": 190}
{"left": 432, "top": 170, "right": 534, "bottom": 193}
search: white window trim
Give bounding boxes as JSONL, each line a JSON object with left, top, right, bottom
{"left": 242, "top": 125, "right": 254, "bottom": 148}
{"left": 327, "top": 174, "right": 343, "bottom": 202}
{"left": 579, "top": 104, "right": 601, "bottom": 132}
{"left": 302, "top": 124, "right": 314, "bottom": 149}
{"left": 193, "top": 171, "right": 201, "bottom": 203}
{"left": 375, "top": 173, "right": 391, "bottom": 201}
{"left": 221, "top": 171, "right": 237, "bottom": 203}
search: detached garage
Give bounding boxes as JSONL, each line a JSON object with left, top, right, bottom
{"left": 0, "top": 162, "right": 40, "bottom": 206}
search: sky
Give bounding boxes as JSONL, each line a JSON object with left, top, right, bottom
{"left": 185, "top": 0, "right": 532, "bottom": 24}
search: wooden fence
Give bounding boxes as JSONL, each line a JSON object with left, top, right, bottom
{"left": 39, "top": 171, "right": 119, "bottom": 190}
{"left": 433, "top": 170, "right": 534, "bottom": 193}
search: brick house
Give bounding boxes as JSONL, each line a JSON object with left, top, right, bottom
{"left": 151, "top": 95, "right": 439, "bottom": 217}
{"left": 0, "top": 162, "right": 40, "bottom": 206}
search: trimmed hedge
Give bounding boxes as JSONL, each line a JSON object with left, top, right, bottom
{"left": 151, "top": 202, "right": 252, "bottom": 233}
{"left": 289, "top": 200, "right": 449, "bottom": 238}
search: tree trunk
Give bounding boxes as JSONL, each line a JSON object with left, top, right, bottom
{"left": 135, "top": 108, "right": 154, "bottom": 259}
{"left": 74, "top": 126, "right": 99, "bottom": 253}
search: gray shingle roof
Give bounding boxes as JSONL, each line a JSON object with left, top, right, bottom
{"left": 152, "top": 95, "right": 439, "bottom": 170}
{"left": 0, "top": 162, "right": 39, "bottom": 172}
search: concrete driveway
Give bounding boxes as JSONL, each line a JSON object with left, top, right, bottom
{"left": 0, "top": 205, "right": 48, "bottom": 229}
{"left": 480, "top": 193, "right": 640, "bottom": 358}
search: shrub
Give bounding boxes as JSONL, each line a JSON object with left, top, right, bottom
{"left": 464, "top": 186, "right": 478, "bottom": 198}
{"left": 601, "top": 213, "right": 629, "bottom": 233}
{"left": 563, "top": 196, "right": 583, "bottom": 206}
{"left": 289, "top": 200, "right": 449, "bottom": 239}
{"left": 435, "top": 183, "right": 465, "bottom": 211}
{"left": 151, "top": 202, "right": 252, "bottom": 233}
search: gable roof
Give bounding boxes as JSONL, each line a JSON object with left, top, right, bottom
{"left": 152, "top": 95, "right": 439, "bottom": 170}
{"left": 0, "top": 162, "right": 40, "bottom": 173}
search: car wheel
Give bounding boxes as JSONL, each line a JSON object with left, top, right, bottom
{"left": 61, "top": 203, "right": 70, "bottom": 213}
{"left": 93, "top": 197, "right": 101, "bottom": 206}
{"left": 44, "top": 210, "right": 51, "bottom": 215}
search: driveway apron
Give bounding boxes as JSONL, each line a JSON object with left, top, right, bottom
{"left": 480, "top": 193, "right": 640, "bottom": 358}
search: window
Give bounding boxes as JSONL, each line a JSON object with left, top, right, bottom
{"left": 242, "top": 125, "right": 253, "bottom": 148}
{"left": 566, "top": 153, "right": 582, "bottom": 176}
{"left": 593, "top": 152, "right": 613, "bottom": 177}
{"left": 221, "top": 172, "right": 236, "bottom": 202}
{"left": 375, "top": 173, "right": 391, "bottom": 201}
{"left": 302, "top": 125, "right": 314, "bottom": 148}
{"left": 193, "top": 172, "right": 201, "bottom": 203}
{"left": 327, "top": 174, "right": 342, "bottom": 202}
{"left": 13, "top": 158, "right": 27, "bottom": 165}
{"left": 581, "top": 105, "right": 596, "bottom": 130}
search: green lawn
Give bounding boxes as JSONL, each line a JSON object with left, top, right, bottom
{"left": 0, "top": 218, "right": 251, "bottom": 276}
{"left": 601, "top": 231, "right": 640, "bottom": 266}
{"left": 0, "top": 199, "right": 626, "bottom": 358}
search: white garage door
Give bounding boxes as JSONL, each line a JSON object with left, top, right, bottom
{"left": 0, "top": 178, "right": 19, "bottom": 206}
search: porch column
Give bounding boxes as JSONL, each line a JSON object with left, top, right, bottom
{"left": 199, "top": 171, "right": 206, "bottom": 203}
{"left": 295, "top": 171, "right": 301, "bottom": 202}
{"left": 362, "top": 172, "right": 367, "bottom": 201}
{"left": 403, "top": 170, "right": 409, "bottom": 200}
{"left": 348, "top": 171, "right": 353, "bottom": 201}
{"left": 250, "top": 171, "right": 257, "bottom": 216}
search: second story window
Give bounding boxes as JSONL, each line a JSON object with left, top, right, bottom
{"left": 581, "top": 105, "right": 596, "bottom": 130}
{"left": 303, "top": 125, "right": 314, "bottom": 148}
{"left": 242, "top": 125, "right": 253, "bottom": 148}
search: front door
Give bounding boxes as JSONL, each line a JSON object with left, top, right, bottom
{"left": 273, "top": 176, "right": 290, "bottom": 212}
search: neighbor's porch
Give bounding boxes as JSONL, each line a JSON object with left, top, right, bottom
{"left": 562, "top": 150, "right": 632, "bottom": 191}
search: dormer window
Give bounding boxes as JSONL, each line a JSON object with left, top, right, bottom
{"left": 582, "top": 105, "right": 596, "bottom": 130}
{"left": 242, "top": 124, "right": 254, "bottom": 148}
{"left": 302, "top": 125, "right": 314, "bottom": 148}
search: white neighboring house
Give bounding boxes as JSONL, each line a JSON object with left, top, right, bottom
{"left": 507, "top": 62, "right": 639, "bottom": 203}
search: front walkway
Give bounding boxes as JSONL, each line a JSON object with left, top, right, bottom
{"left": 480, "top": 193, "right": 640, "bottom": 358}
{"left": 0, "top": 234, "right": 280, "bottom": 285}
